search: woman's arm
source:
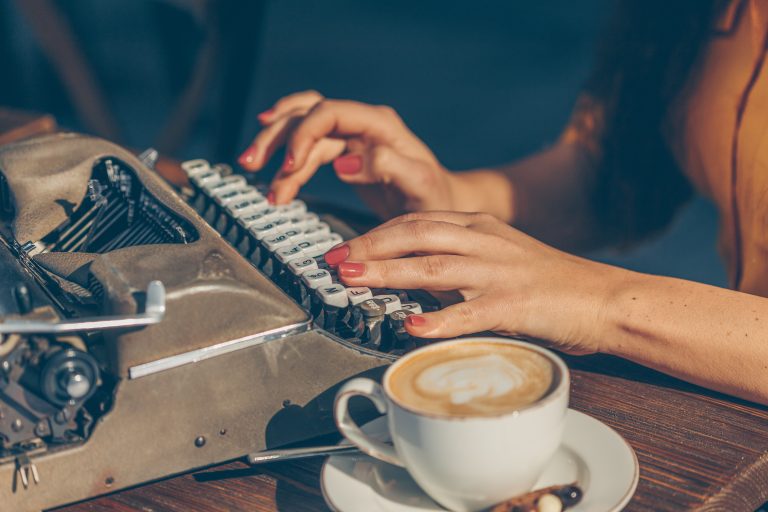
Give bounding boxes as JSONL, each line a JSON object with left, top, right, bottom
{"left": 450, "top": 141, "right": 605, "bottom": 252}
{"left": 602, "top": 272, "right": 768, "bottom": 404}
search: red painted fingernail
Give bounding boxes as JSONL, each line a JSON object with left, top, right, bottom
{"left": 267, "top": 191, "right": 276, "bottom": 204}
{"left": 237, "top": 146, "right": 258, "bottom": 167}
{"left": 406, "top": 315, "right": 426, "bottom": 327}
{"left": 338, "top": 261, "right": 365, "bottom": 278}
{"left": 333, "top": 154, "right": 363, "bottom": 175}
{"left": 324, "top": 244, "right": 350, "bottom": 266}
{"left": 282, "top": 152, "right": 295, "bottom": 171}
{"left": 257, "top": 108, "right": 275, "bottom": 124}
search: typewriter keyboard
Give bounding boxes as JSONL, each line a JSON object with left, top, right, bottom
{"left": 180, "top": 159, "right": 438, "bottom": 355}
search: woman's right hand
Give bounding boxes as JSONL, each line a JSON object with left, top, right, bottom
{"left": 237, "top": 90, "right": 458, "bottom": 220}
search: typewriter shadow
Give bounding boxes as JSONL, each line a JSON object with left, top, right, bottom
{"left": 194, "top": 364, "right": 388, "bottom": 511}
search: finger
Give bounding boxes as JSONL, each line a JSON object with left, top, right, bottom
{"left": 285, "top": 100, "right": 402, "bottom": 172}
{"left": 336, "top": 255, "right": 476, "bottom": 291}
{"left": 404, "top": 297, "right": 499, "bottom": 338}
{"left": 331, "top": 220, "right": 496, "bottom": 262}
{"left": 370, "top": 211, "right": 494, "bottom": 233}
{"left": 238, "top": 112, "right": 302, "bottom": 170}
{"left": 259, "top": 89, "right": 324, "bottom": 125}
{"left": 270, "top": 138, "right": 345, "bottom": 203}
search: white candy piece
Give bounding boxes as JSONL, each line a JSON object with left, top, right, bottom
{"left": 288, "top": 257, "right": 318, "bottom": 275}
{"left": 318, "top": 284, "right": 349, "bottom": 308}
{"left": 374, "top": 294, "right": 401, "bottom": 314}
{"left": 302, "top": 269, "right": 333, "bottom": 289}
{"left": 537, "top": 494, "right": 563, "bottom": 512}
{"left": 347, "top": 287, "right": 373, "bottom": 305}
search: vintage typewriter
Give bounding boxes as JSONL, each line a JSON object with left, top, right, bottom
{"left": 0, "top": 133, "right": 438, "bottom": 511}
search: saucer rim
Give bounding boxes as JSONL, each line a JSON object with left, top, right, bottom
{"left": 321, "top": 408, "right": 639, "bottom": 512}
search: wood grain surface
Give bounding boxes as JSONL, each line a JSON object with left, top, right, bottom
{"left": 55, "top": 355, "right": 768, "bottom": 512}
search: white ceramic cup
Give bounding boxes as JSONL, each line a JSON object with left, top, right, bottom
{"left": 333, "top": 337, "right": 570, "bottom": 512}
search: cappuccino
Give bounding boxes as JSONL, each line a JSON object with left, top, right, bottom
{"left": 387, "top": 341, "right": 555, "bottom": 417}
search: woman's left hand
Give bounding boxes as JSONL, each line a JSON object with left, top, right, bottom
{"left": 325, "top": 211, "right": 625, "bottom": 355}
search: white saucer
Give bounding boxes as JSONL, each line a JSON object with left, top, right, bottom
{"left": 321, "top": 409, "right": 638, "bottom": 512}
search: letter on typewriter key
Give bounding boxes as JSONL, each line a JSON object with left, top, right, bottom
{"left": 317, "top": 284, "right": 349, "bottom": 331}
{"left": 275, "top": 244, "right": 305, "bottom": 264}
{"left": 360, "top": 298, "right": 387, "bottom": 318}
{"left": 347, "top": 287, "right": 373, "bottom": 305}
{"left": 373, "top": 294, "right": 401, "bottom": 315}
{"left": 288, "top": 257, "right": 318, "bottom": 275}
{"left": 181, "top": 158, "right": 211, "bottom": 176}
{"left": 301, "top": 269, "right": 333, "bottom": 289}
{"left": 400, "top": 302, "right": 423, "bottom": 315}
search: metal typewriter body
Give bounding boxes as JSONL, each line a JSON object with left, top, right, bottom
{"left": 0, "top": 133, "right": 400, "bottom": 511}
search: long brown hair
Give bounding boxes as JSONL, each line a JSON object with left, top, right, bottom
{"left": 585, "top": 0, "right": 729, "bottom": 243}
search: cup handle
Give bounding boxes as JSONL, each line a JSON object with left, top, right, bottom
{"left": 334, "top": 378, "right": 404, "bottom": 467}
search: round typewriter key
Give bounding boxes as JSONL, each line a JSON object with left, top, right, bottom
{"left": 181, "top": 158, "right": 211, "bottom": 177}
{"left": 203, "top": 174, "right": 246, "bottom": 193}
{"left": 290, "top": 213, "right": 321, "bottom": 231}
{"left": 373, "top": 294, "right": 401, "bottom": 314}
{"left": 276, "top": 199, "right": 308, "bottom": 216}
{"left": 400, "top": 301, "right": 423, "bottom": 315}
{"left": 318, "top": 284, "right": 349, "bottom": 308}
{"left": 388, "top": 309, "right": 413, "bottom": 329}
{"left": 302, "top": 222, "right": 331, "bottom": 239}
{"left": 288, "top": 257, "right": 318, "bottom": 275}
{"left": 301, "top": 269, "right": 333, "bottom": 289}
{"left": 360, "top": 298, "right": 387, "bottom": 318}
{"left": 347, "top": 287, "right": 373, "bottom": 305}
{"left": 191, "top": 170, "right": 221, "bottom": 188}
{"left": 239, "top": 207, "right": 281, "bottom": 227}
{"left": 247, "top": 216, "right": 289, "bottom": 238}
{"left": 275, "top": 245, "right": 306, "bottom": 264}
{"left": 263, "top": 233, "right": 293, "bottom": 252}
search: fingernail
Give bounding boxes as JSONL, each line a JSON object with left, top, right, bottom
{"left": 338, "top": 261, "right": 365, "bottom": 278}
{"left": 237, "top": 146, "right": 258, "bottom": 167}
{"left": 324, "top": 244, "right": 350, "bottom": 266}
{"left": 282, "top": 152, "right": 295, "bottom": 171}
{"left": 257, "top": 108, "right": 275, "bottom": 124}
{"left": 267, "top": 191, "right": 276, "bottom": 204}
{"left": 406, "top": 315, "right": 426, "bottom": 327}
{"left": 333, "top": 154, "right": 363, "bottom": 175}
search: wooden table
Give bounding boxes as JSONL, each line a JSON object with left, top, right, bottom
{"left": 2, "top": 109, "right": 767, "bottom": 511}
{"left": 53, "top": 355, "right": 768, "bottom": 512}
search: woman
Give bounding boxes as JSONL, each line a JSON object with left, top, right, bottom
{"left": 237, "top": 0, "right": 768, "bottom": 405}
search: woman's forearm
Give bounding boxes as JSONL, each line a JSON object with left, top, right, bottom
{"left": 448, "top": 141, "right": 607, "bottom": 251}
{"left": 600, "top": 271, "right": 768, "bottom": 404}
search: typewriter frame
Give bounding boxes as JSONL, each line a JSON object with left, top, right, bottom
{"left": 0, "top": 133, "right": 393, "bottom": 511}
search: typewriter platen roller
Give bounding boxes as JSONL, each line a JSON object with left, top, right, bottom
{"left": 0, "top": 133, "right": 395, "bottom": 511}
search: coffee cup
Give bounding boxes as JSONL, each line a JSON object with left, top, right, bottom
{"left": 333, "top": 337, "right": 569, "bottom": 512}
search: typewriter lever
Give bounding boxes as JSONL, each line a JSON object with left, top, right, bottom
{"left": 0, "top": 280, "right": 166, "bottom": 334}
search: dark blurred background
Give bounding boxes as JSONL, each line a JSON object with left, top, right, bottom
{"left": 0, "top": 0, "right": 726, "bottom": 286}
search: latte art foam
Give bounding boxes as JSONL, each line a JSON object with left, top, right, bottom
{"left": 389, "top": 342, "right": 555, "bottom": 417}
{"left": 416, "top": 354, "right": 526, "bottom": 405}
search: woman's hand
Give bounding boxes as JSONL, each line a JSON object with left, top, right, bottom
{"left": 324, "top": 211, "right": 625, "bottom": 355}
{"left": 238, "top": 90, "right": 457, "bottom": 219}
